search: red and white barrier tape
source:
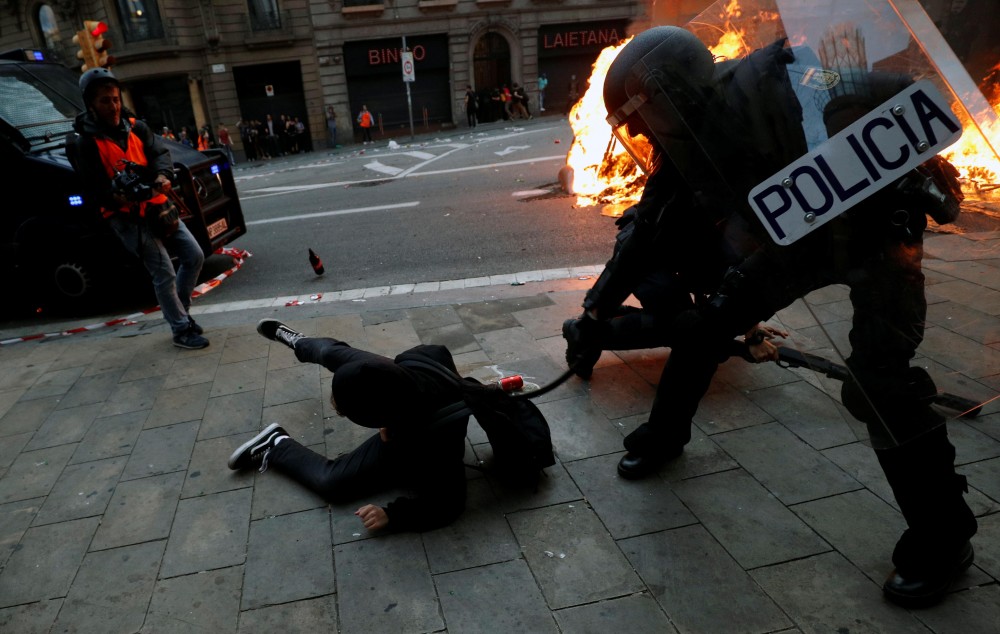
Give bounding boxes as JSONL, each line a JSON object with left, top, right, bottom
{"left": 0, "top": 246, "right": 252, "bottom": 347}
{"left": 191, "top": 246, "right": 251, "bottom": 299}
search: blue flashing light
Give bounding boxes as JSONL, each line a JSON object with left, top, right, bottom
{"left": 29, "top": 50, "right": 45, "bottom": 61}
{"left": 68, "top": 195, "right": 83, "bottom": 206}
{"left": 210, "top": 164, "right": 220, "bottom": 175}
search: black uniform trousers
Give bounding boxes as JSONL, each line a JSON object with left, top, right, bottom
{"left": 613, "top": 213, "right": 977, "bottom": 575}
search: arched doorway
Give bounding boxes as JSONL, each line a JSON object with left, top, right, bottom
{"left": 473, "top": 32, "right": 511, "bottom": 122}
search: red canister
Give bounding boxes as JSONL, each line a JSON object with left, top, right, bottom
{"left": 498, "top": 375, "right": 524, "bottom": 392}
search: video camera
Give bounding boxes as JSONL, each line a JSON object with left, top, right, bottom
{"left": 110, "top": 159, "right": 155, "bottom": 202}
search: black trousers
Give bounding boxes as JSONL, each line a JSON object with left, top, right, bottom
{"left": 617, "top": 227, "right": 931, "bottom": 452}
{"left": 609, "top": 226, "right": 976, "bottom": 569}
{"left": 267, "top": 434, "right": 396, "bottom": 504}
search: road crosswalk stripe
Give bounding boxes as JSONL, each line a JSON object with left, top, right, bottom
{"left": 364, "top": 160, "right": 404, "bottom": 176}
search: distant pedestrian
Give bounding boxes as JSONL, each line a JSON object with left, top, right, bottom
{"left": 264, "top": 114, "right": 280, "bottom": 157}
{"left": 490, "top": 88, "right": 503, "bottom": 122}
{"left": 567, "top": 74, "right": 580, "bottom": 114}
{"left": 538, "top": 72, "right": 548, "bottom": 112}
{"left": 357, "top": 105, "right": 374, "bottom": 144}
{"left": 501, "top": 85, "right": 513, "bottom": 120}
{"left": 326, "top": 106, "right": 339, "bottom": 148}
{"left": 464, "top": 85, "right": 478, "bottom": 128}
{"left": 238, "top": 118, "right": 257, "bottom": 161}
{"left": 197, "top": 126, "right": 211, "bottom": 152}
{"left": 512, "top": 83, "right": 532, "bottom": 120}
{"left": 217, "top": 123, "right": 235, "bottom": 164}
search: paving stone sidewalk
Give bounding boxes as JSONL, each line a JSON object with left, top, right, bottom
{"left": 0, "top": 231, "right": 998, "bottom": 633}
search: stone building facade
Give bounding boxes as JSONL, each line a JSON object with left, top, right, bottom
{"left": 5, "top": 1, "right": 989, "bottom": 154}
{"left": 2, "top": 0, "right": 678, "bottom": 154}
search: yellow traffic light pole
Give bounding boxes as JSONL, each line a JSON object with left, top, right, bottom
{"left": 85, "top": 20, "right": 114, "bottom": 68}
{"left": 72, "top": 21, "right": 113, "bottom": 72}
{"left": 72, "top": 27, "right": 98, "bottom": 72}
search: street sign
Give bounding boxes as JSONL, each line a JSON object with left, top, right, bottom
{"left": 401, "top": 51, "right": 415, "bottom": 83}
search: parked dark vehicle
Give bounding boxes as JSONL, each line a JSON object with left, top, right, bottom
{"left": 0, "top": 54, "right": 246, "bottom": 312}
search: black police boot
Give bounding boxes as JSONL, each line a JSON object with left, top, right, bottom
{"left": 617, "top": 422, "right": 684, "bottom": 480}
{"left": 875, "top": 427, "right": 978, "bottom": 608}
{"left": 882, "top": 541, "right": 974, "bottom": 609}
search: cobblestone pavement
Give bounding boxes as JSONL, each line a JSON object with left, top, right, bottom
{"left": 0, "top": 230, "right": 998, "bottom": 633}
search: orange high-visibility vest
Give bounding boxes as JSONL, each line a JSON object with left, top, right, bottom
{"left": 93, "top": 119, "right": 168, "bottom": 219}
{"left": 359, "top": 111, "right": 373, "bottom": 128}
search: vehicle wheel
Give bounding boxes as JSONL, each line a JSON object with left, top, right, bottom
{"left": 53, "top": 260, "right": 94, "bottom": 300}
{"left": 38, "top": 252, "right": 104, "bottom": 311}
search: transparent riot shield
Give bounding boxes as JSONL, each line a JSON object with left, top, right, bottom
{"left": 607, "top": 0, "right": 997, "bottom": 448}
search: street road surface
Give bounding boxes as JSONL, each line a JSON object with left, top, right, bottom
{"left": 6, "top": 118, "right": 620, "bottom": 328}
{"left": 219, "top": 119, "right": 614, "bottom": 303}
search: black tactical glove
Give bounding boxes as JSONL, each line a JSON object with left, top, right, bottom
{"left": 562, "top": 316, "right": 609, "bottom": 379}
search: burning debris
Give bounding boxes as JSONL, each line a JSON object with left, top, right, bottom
{"left": 563, "top": 37, "right": 647, "bottom": 215}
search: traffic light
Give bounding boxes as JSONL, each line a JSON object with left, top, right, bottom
{"left": 72, "top": 27, "right": 97, "bottom": 72}
{"left": 84, "top": 21, "right": 115, "bottom": 68}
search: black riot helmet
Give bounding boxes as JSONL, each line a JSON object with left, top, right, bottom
{"left": 604, "top": 26, "right": 716, "bottom": 174}
{"left": 79, "top": 67, "right": 120, "bottom": 106}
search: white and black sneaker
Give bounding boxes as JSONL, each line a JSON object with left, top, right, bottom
{"left": 227, "top": 423, "right": 289, "bottom": 471}
{"left": 256, "top": 319, "right": 305, "bottom": 350}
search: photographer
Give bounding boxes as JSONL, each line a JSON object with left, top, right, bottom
{"left": 71, "top": 68, "right": 208, "bottom": 349}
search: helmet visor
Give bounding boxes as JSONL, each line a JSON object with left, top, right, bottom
{"left": 606, "top": 93, "right": 657, "bottom": 174}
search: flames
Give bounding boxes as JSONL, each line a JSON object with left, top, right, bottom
{"left": 564, "top": 0, "right": 760, "bottom": 214}
{"left": 563, "top": 37, "right": 646, "bottom": 215}
{"left": 940, "top": 66, "right": 1000, "bottom": 200}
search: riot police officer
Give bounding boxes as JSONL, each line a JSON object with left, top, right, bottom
{"left": 564, "top": 25, "right": 976, "bottom": 608}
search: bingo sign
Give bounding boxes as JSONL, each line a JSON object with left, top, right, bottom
{"left": 401, "top": 51, "right": 415, "bottom": 83}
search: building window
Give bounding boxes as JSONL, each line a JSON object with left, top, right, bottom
{"left": 116, "top": 0, "right": 165, "bottom": 42}
{"left": 343, "top": 0, "right": 384, "bottom": 6}
{"left": 248, "top": 0, "right": 282, "bottom": 31}
{"left": 36, "top": 5, "right": 60, "bottom": 50}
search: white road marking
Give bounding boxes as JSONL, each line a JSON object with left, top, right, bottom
{"left": 495, "top": 145, "right": 531, "bottom": 156}
{"left": 512, "top": 189, "right": 552, "bottom": 197}
{"left": 407, "top": 156, "right": 565, "bottom": 178}
{"left": 364, "top": 160, "right": 404, "bottom": 176}
{"left": 185, "top": 263, "right": 605, "bottom": 316}
{"left": 401, "top": 151, "right": 436, "bottom": 160}
{"left": 246, "top": 201, "right": 420, "bottom": 225}
{"left": 240, "top": 126, "right": 566, "bottom": 200}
